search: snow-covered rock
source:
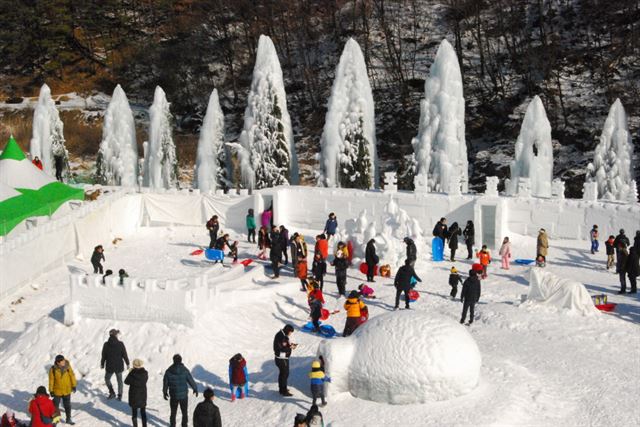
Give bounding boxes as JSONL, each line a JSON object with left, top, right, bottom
{"left": 237, "top": 35, "right": 297, "bottom": 190}
{"left": 412, "top": 39, "right": 467, "bottom": 193}
{"left": 585, "top": 99, "right": 634, "bottom": 201}
{"left": 143, "top": 86, "right": 178, "bottom": 189}
{"left": 318, "top": 310, "right": 482, "bottom": 404}
{"left": 319, "top": 38, "right": 377, "bottom": 189}
{"left": 507, "top": 96, "right": 553, "bottom": 198}
{"left": 194, "top": 89, "right": 227, "bottom": 192}
{"left": 30, "top": 83, "right": 69, "bottom": 179}
{"left": 95, "top": 85, "right": 138, "bottom": 186}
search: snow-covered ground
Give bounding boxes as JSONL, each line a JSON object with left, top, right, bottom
{"left": 1, "top": 224, "right": 639, "bottom": 426}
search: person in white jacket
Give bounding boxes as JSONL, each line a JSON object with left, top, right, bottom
{"left": 499, "top": 237, "right": 512, "bottom": 270}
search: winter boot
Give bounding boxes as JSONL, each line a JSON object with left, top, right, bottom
{"left": 240, "top": 389, "right": 245, "bottom": 399}
{"left": 107, "top": 386, "right": 115, "bottom": 400}
{"left": 116, "top": 394, "right": 122, "bottom": 401}
{"left": 66, "top": 418, "right": 76, "bottom": 425}
{"left": 231, "top": 393, "right": 236, "bottom": 402}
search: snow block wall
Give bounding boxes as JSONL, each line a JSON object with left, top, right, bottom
{"left": 318, "top": 310, "right": 481, "bottom": 404}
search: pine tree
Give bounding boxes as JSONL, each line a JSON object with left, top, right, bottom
{"left": 339, "top": 118, "right": 371, "bottom": 189}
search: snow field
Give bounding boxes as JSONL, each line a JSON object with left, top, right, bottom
{"left": 0, "top": 224, "right": 639, "bottom": 426}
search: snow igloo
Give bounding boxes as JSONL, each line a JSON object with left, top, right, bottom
{"left": 318, "top": 311, "right": 481, "bottom": 404}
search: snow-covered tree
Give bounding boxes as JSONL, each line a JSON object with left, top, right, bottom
{"left": 586, "top": 99, "right": 634, "bottom": 200}
{"left": 143, "top": 86, "right": 178, "bottom": 189}
{"left": 193, "top": 89, "right": 227, "bottom": 192}
{"left": 319, "top": 38, "right": 377, "bottom": 189}
{"left": 507, "top": 96, "right": 554, "bottom": 198}
{"left": 30, "top": 83, "right": 69, "bottom": 179}
{"left": 411, "top": 39, "right": 467, "bottom": 193}
{"left": 237, "top": 35, "right": 297, "bottom": 190}
{"left": 95, "top": 85, "right": 138, "bottom": 186}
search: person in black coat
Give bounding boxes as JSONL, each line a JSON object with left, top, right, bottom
{"left": 270, "top": 228, "right": 283, "bottom": 278}
{"left": 394, "top": 259, "right": 422, "bottom": 310}
{"left": 460, "top": 270, "right": 481, "bottom": 325}
{"left": 616, "top": 242, "right": 629, "bottom": 294}
{"left": 124, "top": 359, "right": 148, "bottom": 427}
{"left": 206, "top": 216, "right": 220, "bottom": 249}
{"left": 432, "top": 218, "right": 448, "bottom": 240}
{"left": 91, "top": 245, "right": 105, "bottom": 274}
{"left": 273, "top": 324, "right": 297, "bottom": 396}
{"left": 613, "top": 229, "right": 630, "bottom": 264}
{"left": 403, "top": 237, "right": 417, "bottom": 267}
{"left": 365, "top": 239, "right": 378, "bottom": 282}
{"left": 193, "top": 388, "right": 222, "bottom": 427}
{"left": 463, "top": 221, "right": 475, "bottom": 259}
{"left": 627, "top": 246, "right": 639, "bottom": 294}
{"left": 634, "top": 230, "right": 640, "bottom": 252}
{"left": 448, "top": 222, "right": 461, "bottom": 261}
{"left": 331, "top": 251, "right": 349, "bottom": 297}
{"left": 101, "top": 329, "right": 130, "bottom": 400}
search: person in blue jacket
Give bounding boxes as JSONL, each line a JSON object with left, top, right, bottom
{"left": 162, "top": 354, "right": 198, "bottom": 427}
{"left": 323, "top": 213, "right": 338, "bottom": 240}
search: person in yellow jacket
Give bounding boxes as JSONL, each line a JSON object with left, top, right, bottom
{"left": 343, "top": 291, "right": 366, "bottom": 337}
{"left": 48, "top": 354, "right": 77, "bottom": 425}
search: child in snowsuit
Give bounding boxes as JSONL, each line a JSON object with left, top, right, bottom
{"left": 448, "top": 267, "right": 463, "bottom": 299}
{"left": 246, "top": 209, "right": 256, "bottom": 243}
{"left": 228, "top": 353, "right": 248, "bottom": 402}
{"left": 343, "top": 291, "right": 366, "bottom": 337}
{"left": 476, "top": 245, "right": 491, "bottom": 279}
{"left": 590, "top": 225, "right": 599, "bottom": 254}
{"left": 499, "top": 237, "right": 511, "bottom": 270}
{"left": 307, "top": 281, "right": 325, "bottom": 306}
{"left": 91, "top": 245, "right": 105, "bottom": 274}
{"left": 228, "top": 241, "right": 239, "bottom": 263}
{"left": 309, "top": 295, "right": 323, "bottom": 333}
{"left": 460, "top": 269, "right": 481, "bottom": 325}
{"left": 312, "top": 253, "right": 327, "bottom": 290}
{"left": 357, "top": 283, "right": 376, "bottom": 299}
{"left": 308, "top": 360, "right": 330, "bottom": 406}
{"left": 606, "top": 235, "right": 615, "bottom": 270}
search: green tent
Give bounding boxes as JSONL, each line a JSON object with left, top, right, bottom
{"left": 0, "top": 136, "right": 84, "bottom": 236}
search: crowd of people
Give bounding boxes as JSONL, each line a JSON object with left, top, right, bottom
{"left": 9, "top": 206, "right": 637, "bottom": 427}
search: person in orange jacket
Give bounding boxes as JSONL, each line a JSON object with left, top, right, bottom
{"left": 343, "top": 291, "right": 366, "bottom": 337}
{"left": 476, "top": 245, "right": 491, "bottom": 279}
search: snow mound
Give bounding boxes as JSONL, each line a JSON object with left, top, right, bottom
{"left": 525, "top": 268, "right": 599, "bottom": 316}
{"left": 318, "top": 310, "right": 481, "bottom": 404}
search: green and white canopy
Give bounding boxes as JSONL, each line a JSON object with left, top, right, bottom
{"left": 0, "top": 136, "right": 84, "bottom": 236}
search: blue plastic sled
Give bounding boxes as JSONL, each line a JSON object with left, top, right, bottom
{"left": 515, "top": 259, "right": 535, "bottom": 265}
{"left": 432, "top": 237, "right": 444, "bottom": 262}
{"left": 302, "top": 322, "right": 336, "bottom": 338}
{"left": 228, "top": 365, "right": 249, "bottom": 398}
{"left": 205, "top": 249, "right": 225, "bottom": 261}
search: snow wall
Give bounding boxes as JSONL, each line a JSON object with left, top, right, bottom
{"left": 2, "top": 186, "right": 638, "bottom": 298}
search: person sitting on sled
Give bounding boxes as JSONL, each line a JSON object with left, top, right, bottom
{"left": 309, "top": 295, "right": 323, "bottom": 333}
{"left": 228, "top": 353, "right": 248, "bottom": 402}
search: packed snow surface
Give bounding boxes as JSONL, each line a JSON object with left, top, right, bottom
{"left": 1, "top": 215, "right": 639, "bottom": 425}
{"left": 320, "top": 311, "right": 481, "bottom": 404}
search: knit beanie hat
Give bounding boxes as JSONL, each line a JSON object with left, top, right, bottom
{"left": 451, "top": 266, "right": 458, "bottom": 273}
{"left": 54, "top": 355, "right": 65, "bottom": 363}
{"left": 311, "top": 360, "right": 321, "bottom": 369}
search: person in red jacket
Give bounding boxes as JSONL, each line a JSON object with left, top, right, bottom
{"left": 228, "top": 353, "right": 248, "bottom": 402}
{"left": 32, "top": 156, "right": 43, "bottom": 170}
{"left": 1, "top": 410, "right": 26, "bottom": 427}
{"left": 28, "top": 386, "right": 58, "bottom": 427}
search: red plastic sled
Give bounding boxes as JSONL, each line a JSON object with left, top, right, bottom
{"left": 347, "top": 241, "right": 354, "bottom": 263}
{"left": 471, "top": 263, "right": 484, "bottom": 272}
{"left": 190, "top": 249, "right": 204, "bottom": 256}
{"left": 595, "top": 303, "right": 616, "bottom": 312}
{"left": 408, "top": 290, "right": 419, "bottom": 302}
{"left": 320, "top": 308, "right": 330, "bottom": 321}
{"left": 359, "top": 262, "right": 378, "bottom": 276}
{"left": 240, "top": 259, "right": 253, "bottom": 267}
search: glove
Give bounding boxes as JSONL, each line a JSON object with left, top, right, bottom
{"left": 100, "top": 364, "right": 104, "bottom": 369}
{"left": 163, "top": 393, "right": 168, "bottom": 401}
{"left": 193, "top": 390, "right": 199, "bottom": 397}
{"left": 72, "top": 387, "right": 77, "bottom": 393}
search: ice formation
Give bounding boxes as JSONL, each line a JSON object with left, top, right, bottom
{"left": 95, "top": 85, "right": 138, "bottom": 186}
{"left": 336, "top": 196, "right": 424, "bottom": 268}
{"left": 194, "top": 89, "right": 227, "bottom": 192}
{"left": 319, "top": 38, "right": 377, "bottom": 189}
{"left": 30, "top": 83, "right": 69, "bottom": 178}
{"left": 143, "top": 86, "right": 178, "bottom": 189}
{"left": 507, "top": 96, "right": 553, "bottom": 198}
{"left": 237, "top": 35, "right": 297, "bottom": 190}
{"left": 412, "top": 39, "right": 468, "bottom": 193}
{"left": 318, "top": 310, "right": 481, "bottom": 404}
{"left": 586, "top": 99, "right": 634, "bottom": 201}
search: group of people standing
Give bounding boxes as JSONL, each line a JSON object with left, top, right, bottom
{"left": 596, "top": 227, "right": 640, "bottom": 294}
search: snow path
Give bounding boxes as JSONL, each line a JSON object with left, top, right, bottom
{"left": 1, "top": 226, "right": 639, "bottom": 426}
